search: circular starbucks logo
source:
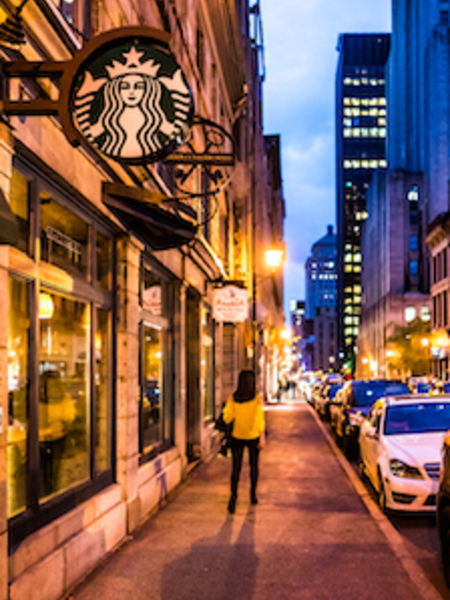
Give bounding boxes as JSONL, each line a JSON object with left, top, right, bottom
{"left": 69, "top": 34, "right": 194, "bottom": 163}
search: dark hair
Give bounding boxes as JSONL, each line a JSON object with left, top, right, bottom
{"left": 234, "top": 370, "right": 255, "bottom": 402}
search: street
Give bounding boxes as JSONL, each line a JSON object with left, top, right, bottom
{"left": 310, "top": 398, "right": 449, "bottom": 599}
{"left": 70, "top": 401, "right": 439, "bottom": 600}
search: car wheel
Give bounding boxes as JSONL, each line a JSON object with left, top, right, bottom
{"left": 438, "top": 504, "right": 450, "bottom": 587}
{"left": 378, "top": 471, "right": 388, "bottom": 514}
{"left": 358, "top": 459, "right": 367, "bottom": 480}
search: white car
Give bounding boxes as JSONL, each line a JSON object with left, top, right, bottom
{"left": 359, "top": 395, "right": 450, "bottom": 512}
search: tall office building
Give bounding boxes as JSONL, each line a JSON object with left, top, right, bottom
{"left": 305, "top": 225, "right": 338, "bottom": 370}
{"left": 336, "top": 34, "right": 390, "bottom": 371}
{"left": 305, "top": 225, "right": 338, "bottom": 319}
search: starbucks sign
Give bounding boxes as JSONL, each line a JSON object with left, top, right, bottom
{"left": 64, "top": 29, "right": 193, "bottom": 163}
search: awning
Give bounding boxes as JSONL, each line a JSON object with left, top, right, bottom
{"left": 0, "top": 188, "right": 19, "bottom": 245}
{"left": 103, "top": 183, "right": 196, "bottom": 250}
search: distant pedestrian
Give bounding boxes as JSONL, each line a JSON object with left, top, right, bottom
{"left": 223, "top": 370, "right": 265, "bottom": 514}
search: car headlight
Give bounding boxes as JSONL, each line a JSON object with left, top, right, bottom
{"left": 389, "top": 459, "right": 423, "bottom": 479}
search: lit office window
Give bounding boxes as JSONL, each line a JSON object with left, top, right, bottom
{"left": 405, "top": 306, "right": 416, "bottom": 322}
{"left": 407, "top": 186, "right": 419, "bottom": 202}
{"left": 379, "top": 160, "right": 388, "bottom": 168}
{"left": 409, "top": 235, "right": 419, "bottom": 251}
{"left": 420, "top": 306, "right": 431, "bottom": 322}
{"left": 410, "top": 260, "right": 419, "bottom": 276}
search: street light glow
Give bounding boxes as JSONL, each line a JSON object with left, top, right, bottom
{"left": 265, "top": 248, "right": 284, "bottom": 268}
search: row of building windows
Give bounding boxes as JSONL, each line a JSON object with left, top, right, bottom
{"left": 344, "top": 264, "right": 362, "bottom": 273}
{"left": 311, "top": 273, "right": 338, "bottom": 280}
{"left": 432, "top": 248, "right": 448, "bottom": 284}
{"left": 343, "top": 128, "right": 386, "bottom": 138}
{"left": 343, "top": 159, "right": 388, "bottom": 170}
{"left": 344, "top": 327, "right": 359, "bottom": 338}
{"left": 343, "top": 77, "right": 385, "bottom": 86}
{"left": 404, "top": 305, "right": 431, "bottom": 323}
{"left": 343, "top": 117, "right": 386, "bottom": 127}
{"left": 344, "top": 252, "right": 362, "bottom": 263}
{"left": 343, "top": 97, "right": 386, "bottom": 107}
{"left": 344, "top": 107, "right": 387, "bottom": 117}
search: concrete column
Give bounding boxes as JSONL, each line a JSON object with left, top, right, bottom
{"left": 115, "top": 238, "right": 141, "bottom": 532}
{"left": 174, "top": 284, "right": 187, "bottom": 469}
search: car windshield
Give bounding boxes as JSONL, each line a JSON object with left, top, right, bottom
{"left": 353, "top": 382, "right": 409, "bottom": 407}
{"left": 384, "top": 402, "right": 450, "bottom": 435}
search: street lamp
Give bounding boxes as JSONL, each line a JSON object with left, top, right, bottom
{"left": 252, "top": 246, "right": 285, "bottom": 372}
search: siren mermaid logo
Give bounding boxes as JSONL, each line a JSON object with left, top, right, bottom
{"left": 71, "top": 42, "right": 193, "bottom": 163}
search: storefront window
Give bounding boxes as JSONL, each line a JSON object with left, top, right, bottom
{"left": 140, "top": 324, "right": 163, "bottom": 452}
{"left": 38, "top": 291, "right": 90, "bottom": 500}
{"left": 40, "top": 191, "right": 89, "bottom": 278}
{"left": 7, "top": 277, "right": 29, "bottom": 517}
{"left": 202, "top": 308, "right": 214, "bottom": 419}
{"left": 10, "top": 168, "right": 30, "bottom": 254}
{"left": 95, "top": 308, "right": 111, "bottom": 473}
{"left": 141, "top": 265, "right": 162, "bottom": 316}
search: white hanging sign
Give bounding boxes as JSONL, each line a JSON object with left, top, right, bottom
{"left": 213, "top": 285, "right": 248, "bottom": 323}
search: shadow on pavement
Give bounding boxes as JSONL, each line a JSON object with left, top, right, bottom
{"left": 160, "top": 509, "right": 259, "bottom": 600}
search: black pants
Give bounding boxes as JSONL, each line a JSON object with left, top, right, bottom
{"left": 230, "top": 437, "right": 260, "bottom": 500}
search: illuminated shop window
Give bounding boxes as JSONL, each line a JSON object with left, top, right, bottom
{"left": 140, "top": 324, "right": 163, "bottom": 452}
{"left": 38, "top": 292, "right": 91, "bottom": 501}
{"left": 7, "top": 277, "right": 29, "bottom": 517}
{"left": 10, "top": 168, "right": 31, "bottom": 255}
{"left": 40, "top": 191, "right": 89, "bottom": 278}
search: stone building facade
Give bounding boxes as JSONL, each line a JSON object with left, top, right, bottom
{"left": 0, "top": 2, "right": 284, "bottom": 599}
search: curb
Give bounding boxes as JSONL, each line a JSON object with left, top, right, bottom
{"left": 310, "top": 406, "right": 443, "bottom": 600}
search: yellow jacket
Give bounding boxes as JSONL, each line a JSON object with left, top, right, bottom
{"left": 223, "top": 393, "right": 265, "bottom": 440}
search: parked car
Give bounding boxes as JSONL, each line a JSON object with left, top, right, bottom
{"left": 333, "top": 379, "right": 410, "bottom": 457}
{"left": 360, "top": 395, "right": 450, "bottom": 513}
{"left": 437, "top": 431, "right": 450, "bottom": 586}
{"left": 315, "top": 384, "right": 342, "bottom": 421}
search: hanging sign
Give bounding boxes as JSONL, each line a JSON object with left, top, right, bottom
{"left": 213, "top": 285, "right": 248, "bottom": 323}
{"left": 2, "top": 27, "right": 194, "bottom": 165}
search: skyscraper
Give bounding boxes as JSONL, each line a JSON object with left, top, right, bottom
{"left": 335, "top": 33, "right": 390, "bottom": 371}
{"left": 305, "top": 225, "right": 338, "bottom": 370}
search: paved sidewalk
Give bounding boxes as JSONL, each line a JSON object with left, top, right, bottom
{"left": 70, "top": 403, "right": 433, "bottom": 600}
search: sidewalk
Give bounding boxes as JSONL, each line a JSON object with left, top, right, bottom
{"left": 70, "top": 402, "right": 434, "bottom": 600}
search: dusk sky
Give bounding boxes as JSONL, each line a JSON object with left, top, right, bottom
{"left": 261, "top": 0, "right": 391, "bottom": 318}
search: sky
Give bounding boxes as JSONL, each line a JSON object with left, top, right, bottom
{"left": 260, "top": 0, "right": 391, "bottom": 318}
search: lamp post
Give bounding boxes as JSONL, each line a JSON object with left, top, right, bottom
{"left": 252, "top": 246, "right": 284, "bottom": 373}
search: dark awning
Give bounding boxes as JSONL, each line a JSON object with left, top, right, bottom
{"left": 103, "top": 183, "right": 196, "bottom": 250}
{"left": 0, "top": 188, "right": 19, "bottom": 245}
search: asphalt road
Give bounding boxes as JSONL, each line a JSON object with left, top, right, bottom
{"left": 311, "top": 400, "right": 450, "bottom": 598}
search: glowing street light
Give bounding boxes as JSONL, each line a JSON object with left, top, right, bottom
{"left": 265, "top": 247, "right": 284, "bottom": 269}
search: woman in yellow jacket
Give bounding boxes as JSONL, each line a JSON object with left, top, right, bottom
{"left": 223, "top": 370, "right": 265, "bottom": 514}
